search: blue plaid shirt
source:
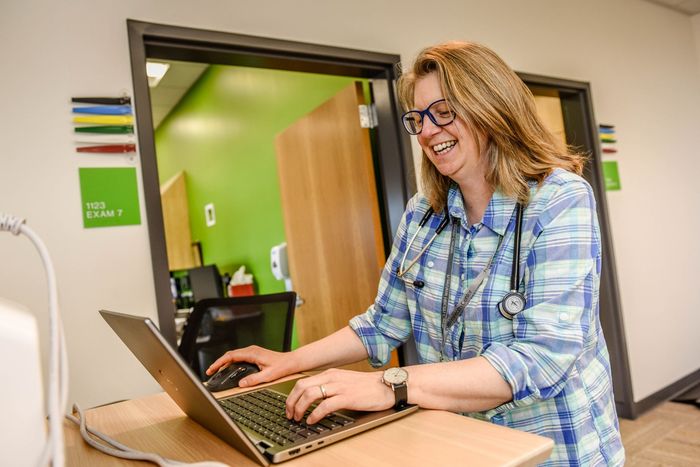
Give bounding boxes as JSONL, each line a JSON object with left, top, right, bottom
{"left": 350, "top": 169, "right": 624, "bottom": 466}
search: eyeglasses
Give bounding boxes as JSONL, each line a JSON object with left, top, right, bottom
{"left": 401, "top": 99, "right": 456, "bottom": 135}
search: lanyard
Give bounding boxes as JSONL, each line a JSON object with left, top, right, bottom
{"left": 439, "top": 220, "right": 503, "bottom": 361}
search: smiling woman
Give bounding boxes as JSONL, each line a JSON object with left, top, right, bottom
{"left": 386, "top": 41, "right": 622, "bottom": 465}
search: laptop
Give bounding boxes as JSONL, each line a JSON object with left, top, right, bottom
{"left": 100, "top": 310, "right": 418, "bottom": 465}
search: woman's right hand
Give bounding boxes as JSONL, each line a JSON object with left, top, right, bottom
{"left": 206, "top": 345, "right": 297, "bottom": 388}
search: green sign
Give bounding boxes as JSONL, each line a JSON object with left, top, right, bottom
{"left": 602, "top": 161, "right": 621, "bottom": 191}
{"left": 79, "top": 167, "right": 141, "bottom": 228}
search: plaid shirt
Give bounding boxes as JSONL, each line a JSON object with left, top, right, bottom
{"left": 350, "top": 169, "right": 624, "bottom": 466}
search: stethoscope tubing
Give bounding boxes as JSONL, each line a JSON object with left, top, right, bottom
{"left": 397, "top": 202, "right": 526, "bottom": 330}
{"left": 510, "top": 203, "right": 524, "bottom": 292}
{"left": 397, "top": 207, "right": 449, "bottom": 278}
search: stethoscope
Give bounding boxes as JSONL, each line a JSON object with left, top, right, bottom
{"left": 397, "top": 203, "right": 526, "bottom": 322}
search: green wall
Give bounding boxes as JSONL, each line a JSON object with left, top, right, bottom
{"left": 155, "top": 65, "right": 365, "bottom": 296}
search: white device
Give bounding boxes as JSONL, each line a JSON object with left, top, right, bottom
{"left": 270, "top": 242, "right": 289, "bottom": 280}
{"left": 0, "top": 298, "right": 46, "bottom": 467}
{"left": 271, "top": 242, "right": 295, "bottom": 293}
{"left": 271, "top": 242, "right": 296, "bottom": 294}
{"left": 270, "top": 243, "right": 304, "bottom": 306}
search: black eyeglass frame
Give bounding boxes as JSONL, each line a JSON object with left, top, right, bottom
{"left": 401, "top": 99, "right": 457, "bottom": 135}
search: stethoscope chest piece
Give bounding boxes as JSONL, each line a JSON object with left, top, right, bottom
{"left": 498, "top": 291, "right": 526, "bottom": 319}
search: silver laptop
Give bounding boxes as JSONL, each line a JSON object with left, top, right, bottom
{"left": 100, "top": 310, "right": 418, "bottom": 465}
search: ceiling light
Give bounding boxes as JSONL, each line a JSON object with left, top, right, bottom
{"left": 146, "top": 61, "right": 170, "bottom": 88}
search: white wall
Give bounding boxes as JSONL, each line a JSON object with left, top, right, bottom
{"left": 1, "top": 0, "right": 698, "bottom": 409}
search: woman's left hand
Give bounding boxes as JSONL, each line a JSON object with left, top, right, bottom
{"left": 285, "top": 368, "right": 395, "bottom": 425}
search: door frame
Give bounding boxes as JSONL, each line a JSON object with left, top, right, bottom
{"left": 126, "top": 20, "right": 413, "bottom": 345}
{"left": 520, "top": 73, "right": 634, "bottom": 418}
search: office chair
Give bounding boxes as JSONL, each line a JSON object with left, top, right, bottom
{"left": 177, "top": 292, "right": 296, "bottom": 381}
{"left": 187, "top": 265, "right": 224, "bottom": 301}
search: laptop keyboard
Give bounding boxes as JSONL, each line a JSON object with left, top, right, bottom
{"left": 219, "top": 389, "right": 355, "bottom": 447}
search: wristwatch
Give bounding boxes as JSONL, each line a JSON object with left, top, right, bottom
{"left": 382, "top": 367, "right": 409, "bottom": 409}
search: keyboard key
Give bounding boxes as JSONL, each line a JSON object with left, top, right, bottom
{"left": 285, "top": 433, "right": 304, "bottom": 443}
{"left": 297, "top": 429, "right": 317, "bottom": 438}
{"left": 306, "top": 424, "right": 329, "bottom": 434}
{"left": 271, "top": 434, "right": 287, "bottom": 445}
{"left": 318, "top": 419, "right": 342, "bottom": 430}
{"left": 330, "top": 415, "right": 354, "bottom": 426}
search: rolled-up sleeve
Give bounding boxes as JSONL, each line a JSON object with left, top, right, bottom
{"left": 480, "top": 180, "right": 600, "bottom": 413}
{"left": 349, "top": 197, "right": 418, "bottom": 367}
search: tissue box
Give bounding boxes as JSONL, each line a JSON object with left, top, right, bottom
{"left": 229, "top": 283, "right": 254, "bottom": 297}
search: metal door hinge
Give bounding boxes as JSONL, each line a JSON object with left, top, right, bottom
{"left": 358, "top": 104, "right": 378, "bottom": 129}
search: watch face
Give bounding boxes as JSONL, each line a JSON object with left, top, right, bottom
{"left": 383, "top": 367, "right": 408, "bottom": 385}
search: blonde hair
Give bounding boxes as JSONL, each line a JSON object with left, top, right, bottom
{"left": 397, "top": 41, "right": 585, "bottom": 210}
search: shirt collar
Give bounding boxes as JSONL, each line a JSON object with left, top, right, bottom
{"left": 446, "top": 183, "right": 467, "bottom": 223}
{"left": 482, "top": 189, "right": 517, "bottom": 236}
{"left": 446, "top": 184, "right": 517, "bottom": 236}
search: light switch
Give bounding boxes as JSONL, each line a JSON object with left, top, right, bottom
{"left": 204, "top": 203, "right": 216, "bottom": 227}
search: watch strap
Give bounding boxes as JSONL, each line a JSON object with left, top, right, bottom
{"left": 393, "top": 382, "right": 408, "bottom": 409}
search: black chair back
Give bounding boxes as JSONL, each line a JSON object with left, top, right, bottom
{"left": 188, "top": 265, "right": 224, "bottom": 301}
{"left": 177, "top": 292, "right": 296, "bottom": 380}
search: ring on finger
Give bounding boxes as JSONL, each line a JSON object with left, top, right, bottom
{"left": 319, "top": 384, "right": 328, "bottom": 399}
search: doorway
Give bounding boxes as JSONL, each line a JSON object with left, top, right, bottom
{"left": 153, "top": 62, "right": 381, "bottom": 352}
{"left": 127, "top": 20, "right": 413, "bottom": 348}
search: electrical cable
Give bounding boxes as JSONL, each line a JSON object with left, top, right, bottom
{"left": 1, "top": 213, "right": 229, "bottom": 467}
{"left": 1, "top": 213, "right": 66, "bottom": 467}
{"left": 65, "top": 404, "right": 228, "bottom": 467}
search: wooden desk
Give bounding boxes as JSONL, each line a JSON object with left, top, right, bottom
{"left": 65, "top": 386, "right": 553, "bottom": 466}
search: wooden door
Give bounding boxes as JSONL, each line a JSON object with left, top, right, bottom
{"left": 275, "top": 83, "right": 396, "bottom": 370}
{"left": 161, "top": 171, "right": 198, "bottom": 270}
{"left": 533, "top": 90, "right": 567, "bottom": 146}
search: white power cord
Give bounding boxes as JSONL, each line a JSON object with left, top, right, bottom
{"left": 1, "top": 213, "right": 67, "bottom": 467}
{"left": 1, "top": 214, "right": 229, "bottom": 467}
{"left": 66, "top": 404, "right": 227, "bottom": 467}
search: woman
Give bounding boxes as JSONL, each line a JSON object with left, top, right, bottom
{"left": 208, "top": 41, "right": 624, "bottom": 465}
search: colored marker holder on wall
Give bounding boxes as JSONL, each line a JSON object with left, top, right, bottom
{"left": 73, "top": 115, "right": 134, "bottom": 125}
{"left": 75, "top": 125, "right": 134, "bottom": 134}
{"left": 598, "top": 123, "right": 617, "bottom": 154}
{"left": 76, "top": 144, "right": 136, "bottom": 154}
{"left": 73, "top": 105, "right": 133, "bottom": 115}
{"left": 71, "top": 95, "right": 136, "bottom": 154}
